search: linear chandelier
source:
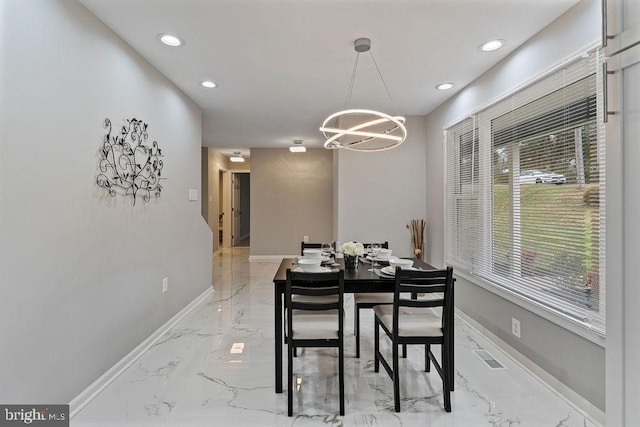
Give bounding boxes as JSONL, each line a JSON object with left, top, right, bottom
{"left": 320, "top": 38, "right": 406, "bottom": 152}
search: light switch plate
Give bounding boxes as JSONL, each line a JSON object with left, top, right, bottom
{"left": 189, "top": 189, "right": 198, "bottom": 201}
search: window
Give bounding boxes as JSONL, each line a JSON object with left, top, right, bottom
{"left": 444, "top": 50, "right": 606, "bottom": 334}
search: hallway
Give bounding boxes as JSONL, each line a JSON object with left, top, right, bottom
{"left": 72, "top": 248, "right": 599, "bottom": 426}
{"left": 233, "top": 236, "right": 250, "bottom": 247}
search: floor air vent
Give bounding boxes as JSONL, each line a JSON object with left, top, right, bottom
{"left": 473, "top": 349, "right": 506, "bottom": 369}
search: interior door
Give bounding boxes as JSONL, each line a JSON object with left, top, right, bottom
{"left": 232, "top": 173, "right": 241, "bottom": 246}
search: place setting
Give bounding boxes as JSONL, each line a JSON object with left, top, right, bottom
{"left": 360, "top": 242, "right": 392, "bottom": 266}
{"left": 294, "top": 243, "right": 340, "bottom": 272}
{"left": 375, "top": 257, "right": 416, "bottom": 278}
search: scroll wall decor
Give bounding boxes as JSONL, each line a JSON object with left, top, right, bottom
{"left": 96, "top": 118, "right": 165, "bottom": 205}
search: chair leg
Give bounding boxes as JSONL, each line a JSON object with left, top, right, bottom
{"left": 339, "top": 341, "right": 345, "bottom": 416}
{"left": 442, "top": 339, "right": 451, "bottom": 412}
{"left": 425, "top": 344, "right": 431, "bottom": 372}
{"left": 288, "top": 342, "right": 293, "bottom": 416}
{"left": 374, "top": 317, "right": 380, "bottom": 372}
{"left": 355, "top": 305, "right": 360, "bottom": 358}
{"left": 393, "top": 338, "right": 400, "bottom": 412}
{"left": 402, "top": 344, "right": 407, "bottom": 358}
{"left": 449, "top": 342, "right": 455, "bottom": 391}
{"left": 354, "top": 302, "right": 358, "bottom": 335}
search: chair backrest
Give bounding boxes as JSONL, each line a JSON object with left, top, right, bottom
{"left": 300, "top": 241, "right": 335, "bottom": 255}
{"left": 363, "top": 241, "right": 389, "bottom": 249}
{"left": 285, "top": 269, "right": 345, "bottom": 336}
{"left": 392, "top": 267, "right": 454, "bottom": 336}
{"left": 284, "top": 269, "right": 344, "bottom": 339}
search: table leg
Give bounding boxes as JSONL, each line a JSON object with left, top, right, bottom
{"left": 275, "top": 283, "right": 283, "bottom": 393}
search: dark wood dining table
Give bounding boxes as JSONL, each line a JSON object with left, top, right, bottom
{"left": 272, "top": 256, "right": 447, "bottom": 394}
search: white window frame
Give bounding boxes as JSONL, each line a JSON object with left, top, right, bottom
{"left": 444, "top": 47, "right": 606, "bottom": 344}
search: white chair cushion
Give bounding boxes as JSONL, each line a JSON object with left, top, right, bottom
{"left": 373, "top": 305, "right": 442, "bottom": 337}
{"left": 288, "top": 309, "right": 340, "bottom": 340}
{"left": 354, "top": 292, "right": 393, "bottom": 305}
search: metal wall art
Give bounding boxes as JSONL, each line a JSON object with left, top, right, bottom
{"left": 96, "top": 118, "right": 165, "bottom": 205}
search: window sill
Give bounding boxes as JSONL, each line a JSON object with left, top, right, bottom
{"left": 454, "top": 269, "right": 606, "bottom": 348}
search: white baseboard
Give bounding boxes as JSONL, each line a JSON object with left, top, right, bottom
{"left": 456, "top": 309, "right": 605, "bottom": 426}
{"left": 249, "top": 255, "right": 295, "bottom": 262}
{"left": 69, "top": 287, "right": 215, "bottom": 418}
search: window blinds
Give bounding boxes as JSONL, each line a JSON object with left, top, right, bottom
{"left": 444, "top": 49, "right": 605, "bottom": 334}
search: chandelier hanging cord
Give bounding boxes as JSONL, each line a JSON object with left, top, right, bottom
{"left": 344, "top": 53, "right": 360, "bottom": 107}
{"left": 368, "top": 50, "right": 400, "bottom": 116}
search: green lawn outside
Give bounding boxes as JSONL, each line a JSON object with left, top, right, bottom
{"left": 492, "top": 183, "right": 599, "bottom": 285}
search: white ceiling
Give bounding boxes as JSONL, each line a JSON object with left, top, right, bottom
{"left": 79, "top": 0, "right": 580, "bottom": 158}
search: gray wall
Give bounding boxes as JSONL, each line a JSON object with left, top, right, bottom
{"left": 423, "top": 0, "right": 605, "bottom": 410}
{"left": 204, "top": 149, "right": 229, "bottom": 253}
{"left": 0, "top": 0, "right": 212, "bottom": 403}
{"left": 335, "top": 116, "right": 427, "bottom": 257}
{"left": 250, "top": 148, "right": 333, "bottom": 256}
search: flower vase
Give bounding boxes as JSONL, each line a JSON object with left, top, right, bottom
{"left": 344, "top": 254, "right": 359, "bottom": 269}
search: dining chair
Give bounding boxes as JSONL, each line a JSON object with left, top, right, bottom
{"left": 285, "top": 268, "right": 345, "bottom": 416}
{"left": 294, "top": 241, "right": 336, "bottom": 357}
{"left": 353, "top": 241, "right": 396, "bottom": 358}
{"left": 373, "top": 266, "right": 454, "bottom": 412}
{"left": 300, "top": 241, "right": 335, "bottom": 255}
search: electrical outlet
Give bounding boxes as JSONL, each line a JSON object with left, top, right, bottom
{"left": 303, "top": 235, "right": 309, "bottom": 242}
{"left": 511, "top": 317, "right": 521, "bottom": 338}
{"left": 162, "top": 277, "right": 168, "bottom": 293}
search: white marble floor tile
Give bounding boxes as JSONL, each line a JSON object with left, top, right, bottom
{"left": 72, "top": 247, "right": 600, "bottom": 426}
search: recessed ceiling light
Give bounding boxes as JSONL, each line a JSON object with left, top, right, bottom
{"left": 230, "top": 152, "right": 244, "bottom": 162}
{"left": 436, "top": 82, "right": 454, "bottom": 91}
{"left": 201, "top": 80, "right": 217, "bottom": 88}
{"left": 480, "top": 39, "right": 505, "bottom": 52}
{"left": 290, "top": 139, "right": 306, "bottom": 153}
{"left": 230, "top": 343, "right": 245, "bottom": 354}
{"left": 158, "top": 33, "right": 183, "bottom": 47}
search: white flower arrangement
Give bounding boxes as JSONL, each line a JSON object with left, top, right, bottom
{"left": 340, "top": 241, "right": 365, "bottom": 257}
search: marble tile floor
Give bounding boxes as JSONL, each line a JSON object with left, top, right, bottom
{"left": 73, "top": 247, "right": 600, "bottom": 426}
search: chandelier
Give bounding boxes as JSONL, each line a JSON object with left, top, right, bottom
{"left": 320, "top": 38, "right": 407, "bottom": 152}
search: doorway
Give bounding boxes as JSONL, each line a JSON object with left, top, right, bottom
{"left": 231, "top": 172, "right": 250, "bottom": 247}
{"left": 218, "top": 170, "right": 225, "bottom": 248}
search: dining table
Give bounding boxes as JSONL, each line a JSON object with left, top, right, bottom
{"left": 272, "top": 255, "right": 451, "bottom": 394}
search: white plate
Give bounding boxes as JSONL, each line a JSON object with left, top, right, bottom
{"left": 382, "top": 265, "right": 417, "bottom": 275}
{"left": 366, "top": 255, "right": 391, "bottom": 262}
{"left": 381, "top": 266, "right": 396, "bottom": 275}
{"left": 293, "top": 266, "right": 332, "bottom": 273}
